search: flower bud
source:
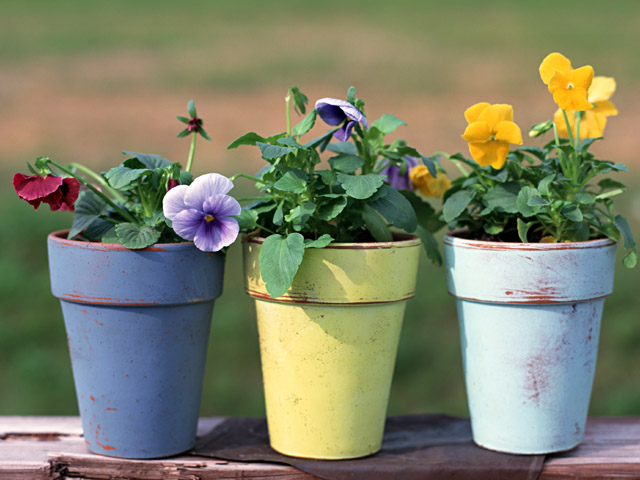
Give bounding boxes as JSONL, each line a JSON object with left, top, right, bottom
{"left": 528, "top": 120, "right": 554, "bottom": 138}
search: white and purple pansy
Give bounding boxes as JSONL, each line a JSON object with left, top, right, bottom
{"left": 314, "top": 98, "right": 369, "bottom": 142}
{"left": 378, "top": 156, "right": 421, "bottom": 191}
{"left": 163, "top": 173, "right": 241, "bottom": 252}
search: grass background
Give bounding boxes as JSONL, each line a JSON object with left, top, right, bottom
{"left": 1, "top": 0, "right": 639, "bottom": 417}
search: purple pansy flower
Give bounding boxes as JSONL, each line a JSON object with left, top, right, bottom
{"left": 315, "top": 98, "right": 369, "bottom": 142}
{"left": 379, "top": 156, "right": 421, "bottom": 191}
{"left": 163, "top": 173, "right": 241, "bottom": 252}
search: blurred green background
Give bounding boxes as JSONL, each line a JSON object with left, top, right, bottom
{"left": 1, "top": 0, "right": 639, "bottom": 417}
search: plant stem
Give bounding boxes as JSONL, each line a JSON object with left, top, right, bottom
{"left": 68, "top": 162, "right": 126, "bottom": 203}
{"left": 47, "top": 160, "right": 139, "bottom": 225}
{"left": 186, "top": 134, "right": 197, "bottom": 172}
{"left": 562, "top": 110, "right": 579, "bottom": 183}
{"left": 285, "top": 90, "right": 292, "bottom": 137}
{"left": 229, "top": 173, "right": 267, "bottom": 184}
{"left": 552, "top": 122, "right": 570, "bottom": 179}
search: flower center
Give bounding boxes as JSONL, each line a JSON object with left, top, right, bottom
{"left": 567, "top": 82, "right": 574, "bottom": 90}
{"left": 205, "top": 214, "right": 215, "bottom": 223}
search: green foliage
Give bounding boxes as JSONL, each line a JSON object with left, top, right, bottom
{"left": 441, "top": 132, "right": 637, "bottom": 264}
{"left": 230, "top": 86, "right": 443, "bottom": 297}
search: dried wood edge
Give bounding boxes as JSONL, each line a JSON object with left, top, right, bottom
{"left": 48, "top": 453, "right": 318, "bottom": 480}
{"left": 540, "top": 463, "right": 640, "bottom": 479}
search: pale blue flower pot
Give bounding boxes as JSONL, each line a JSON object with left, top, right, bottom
{"left": 444, "top": 232, "right": 616, "bottom": 454}
{"left": 47, "top": 230, "right": 224, "bottom": 458}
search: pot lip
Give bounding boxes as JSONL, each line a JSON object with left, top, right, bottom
{"left": 48, "top": 229, "right": 198, "bottom": 252}
{"left": 444, "top": 228, "right": 616, "bottom": 251}
{"left": 243, "top": 232, "right": 421, "bottom": 250}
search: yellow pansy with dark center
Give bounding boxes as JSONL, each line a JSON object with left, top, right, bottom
{"left": 461, "top": 103, "right": 523, "bottom": 169}
{"left": 409, "top": 165, "right": 450, "bottom": 198}
{"left": 554, "top": 76, "right": 618, "bottom": 140}
{"left": 205, "top": 214, "right": 215, "bottom": 222}
{"left": 539, "top": 52, "right": 594, "bottom": 111}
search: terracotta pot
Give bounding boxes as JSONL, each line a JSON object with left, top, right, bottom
{"left": 243, "top": 234, "right": 421, "bottom": 459}
{"left": 48, "top": 230, "right": 225, "bottom": 458}
{"left": 444, "top": 231, "right": 617, "bottom": 454}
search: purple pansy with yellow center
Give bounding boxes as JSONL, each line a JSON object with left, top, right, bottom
{"left": 315, "top": 98, "right": 369, "bottom": 142}
{"left": 379, "top": 156, "right": 421, "bottom": 191}
{"left": 163, "top": 173, "right": 241, "bottom": 252}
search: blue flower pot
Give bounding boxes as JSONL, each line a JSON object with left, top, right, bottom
{"left": 444, "top": 232, "right": 616, "bottom": 454}
{"left": 47, "top": 230, "right": 225, "bottom": 458}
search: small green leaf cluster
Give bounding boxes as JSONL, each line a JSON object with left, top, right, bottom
{"left": 230, "top": 87, "right": 443, "bottom": 298}
{"left": 441, "top": 136, "right": 637, "bottom": 268}
{"left": 68, "top": 152, "right": 192, "bottom": 249}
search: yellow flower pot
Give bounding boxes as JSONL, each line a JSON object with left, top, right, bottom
{"left": 243, "top": 235, "right": 421, "bottom": 459}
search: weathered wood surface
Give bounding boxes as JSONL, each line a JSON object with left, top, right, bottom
{"left": 1, "top": 416, "right": 640, "bottom": 479}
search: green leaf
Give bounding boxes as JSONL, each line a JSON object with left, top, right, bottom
{"left": 371, "top": 114, "right": 406, "bottom": 134}
{"left": 290, "top": 86, "right": 308, "bottom": 115}
{"left": 285, "top": 202, "right": 316, "bottom": 231}
{"left": 278, "top": 137, "right": 306, "bottom": 149}
{"left": 83, "top": 217, "right": 114, "bottom": 241}
{"left": 599, "top": 178, "right": 626, "bottom": 191}
{"left": 329, "top": 154, "right": 364, "bottom": 173}
{"left": 400, "top": 190, "right": 444, "bottom": 233}
{"left": 227, "top": 132, "right": 268, "bottom": 149}
{"left": 517, "top": 186, "right": 539, "bottom": 218}
{"left": 187, "top": 100, "right": 197, "bottom": 118}
{"left": 337, "top": 173, "right": 383, "bottom": 200}
{"left": 305, "top": 129, "right": 336, "bottom": 150}
{"left": 416, "top": 224, "right": 442, "bottom": 265}
{"left": 317, "top": 169, "right": 336, "bottom": 186}
{"left": 528, "top": 195, "right": 550, "bottom": 207}
{"left": 538, "top": 174, "right": 556, "bottom": 196}
{"left": 362, "top": 204, "right": 393, "bottom": 242}
{"left": 346, "top": 86, "right": 356, "bottom": 104}
{"left": 483, "top": 182, "right": 520, "bottom": 214}
{"left": 614, "top": 215, "right": 636, "bottom": 250}
{"left": 442, "top": 190, "right": 474, "bottom": 223}
{"left": 179, "top": 170, "right": 194, "bottom": 185}
{"left": 257, "top": 142, "right": 294, "bottom": 160}
{"left": 68, "top": 190, "right": 108, "bottom": 239}
{"left": 199, "top": 127, "right": 212, "bottom": 141}
{"left": 273, "top": 202, "right": 284, "bottom": 226}
{"left": 292, "top": 109, "right": 317, "bottom": 137}
{"left": 234, "top": 209, "right": 259, "bottom": 230}
{"left": 623, "top": 248, "right": 638, "bottom": 269}
{"left": 104, "top": 166, "right": 149, "bottom": 190}
{"left": 177, "top": 116, "right": 189, "bottom": 125}
{"left": 368, "top": 185, "right": 417, "bottom": 233}
{"left": 327, "top": 141, "right": 357, "bottom": 155}
{"left": 574, "top": 192, "right": 595, "bottom": 205}
{"left": 259, "top": 233, "right": 306, "bottom": 298}
{"left": 101, "top": 227, "right": 121, "bottom": 243}
{"left": 115, "top": 223, "right": 161, "bottom": 249}
{"left": 177, "top": 128, "right": 190, "bottom": 138}
{"left": 517, "top": 218, "right": 531, "bottom": 242}
{"left": 274, "top": 170, "right": 308, "bottom": 194}
{"left": 317, "top": 196, "right": 347, "bottom": 221}
{"left": 122, "top": 151, "right": 172, "bottom": 169}
{"left": 562, "top": 204, "right": 584, "bottom": 222}
{"left": 305, "top": 234, "right": 334, "bottom": 248}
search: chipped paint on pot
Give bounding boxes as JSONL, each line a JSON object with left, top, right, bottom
{"left": 48, "top": 230, "right": 225, "bottom": 459}
{"left": 444, "top": 231, "right": 617, "bottom": 454}
{"left": 243, "top": 235, "right": 421, "bottom": 460}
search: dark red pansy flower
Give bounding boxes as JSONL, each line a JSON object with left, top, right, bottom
{"left": 13, "top": 173, "right": 81, "bottom": 211}
{"left": 167, "top": 178, "right": 179, "bottom": 191}
{"left": 187, "top": 116, "right": 203, "bottom": 133}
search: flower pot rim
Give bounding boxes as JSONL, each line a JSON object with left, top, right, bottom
{"left": 48, "top": 229, "right": 199, "bottom": 253}
{"left": 243, "top": 232, "right": 420, "bottom": 250}
{"left": 444, "top": 228, "right": 615, "bottom": 252}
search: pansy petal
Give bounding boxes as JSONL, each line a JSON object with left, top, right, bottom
{"left": 334, "top": 120, "right": 356, "bottom": 142}
{"left": 569, "top": 88, "right": 594, "bottom": 111}
{"left": 593, "top": 100, "right": 618, "bottom": 117}
{"left": 162, "top": 184, "right": 189, "bottom": 221}
{"left": 490, "top": 142, "right": 511, "bottom": 169}
{"left": 464, "top": 102, "right": 490, "bottom": 124}
{"left": 183, "top": 173, "right": 234, "bottom": 209}
{"left": 571, "top": 65, "right": 594, "bottom": 91}
{"left": 552, "top": 88, "right": 574, "bottom": 111}
{"left": 589, "top": 76, "right": 616, "bottom": 103}
{"left": 495, "top": 121, "right": 523, "bottom": 145}
{"left": 462, "top": 121, "right": 492, "bottom": 142}
{"left": 580, "top": 112, "right": 604, "bottom": 139}
{"left": 202, "top": 194, "right": 242, "bottom": 218}
{"left": 468, "top": 142, "right": 492, "bottom": 167}
{"left": 477, "top": 104, "right": 513, "bottom": 128}
{"left": 193, "top": 216, "right": 239, "bottom": 252}
{"left": 171, "top": 208, "right": 203, "bottom": 241}
{"left": 539, "top": 52, "right": 572, "bottom": 84}
{"left": 547, "top": 70, "right": 570, "bottom": 94}
{"left": 13, "top": 173, "right": 63, "bottom": 201}
{"left": 315, "top": 98, "right": 368, "bottom": 130}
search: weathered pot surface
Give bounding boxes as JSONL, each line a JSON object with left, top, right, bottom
{"left": 444, "top": 230, "right": 617, "bottom": 454}
{"left": 244, "top": 234, "right": 421, "bottom": 459}
{"left": 48, "top": 230, "right": 225, "bottom": 459}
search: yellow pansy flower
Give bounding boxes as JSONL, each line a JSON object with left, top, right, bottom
{"left": 539, "top": 52, "right": 594, "bottom": 111}
{"left": 409, "top": 165, "right": 450, "bottom": 198}
{"left": 554, "top": 76, "right": 618, "bottom": 140}
{"left": 461, "top": 102, "right": 523, "bottom": 169}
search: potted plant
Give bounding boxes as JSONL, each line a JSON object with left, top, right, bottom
{"left": 12, "top": 102, "right": 241, "bottom": 458}
{"left": 436, "top": 52, "right": 636, "bottom": 454}
{"left": 229, "top": 87, "right": 446, "bottom": 459}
